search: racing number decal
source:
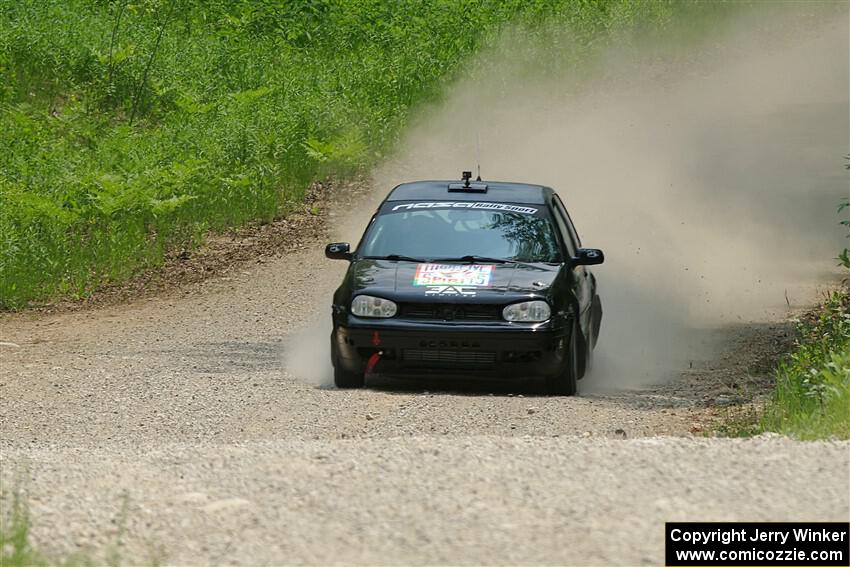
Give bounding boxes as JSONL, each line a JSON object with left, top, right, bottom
{"left": 414, "top": 264, "right": 493, "bottom": 286}
{"left": 414, "top": 264, "right": 494, "bottom": 297}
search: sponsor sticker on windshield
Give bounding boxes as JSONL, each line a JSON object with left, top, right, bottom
{"left": 414, "top": 264, "right": 494, "bottom": 287}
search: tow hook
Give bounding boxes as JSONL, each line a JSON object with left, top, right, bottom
{"left": 365, "top": 351, "right": 382, "bottom": 376}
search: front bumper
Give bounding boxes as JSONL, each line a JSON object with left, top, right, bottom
{"left": 331, "top": 322, "right": 571, "bottom": 379}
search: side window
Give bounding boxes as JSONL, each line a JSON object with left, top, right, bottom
{"left": 552, "top": 196, "right": 580, "bottom": 255}
{"left": 563, "top": 210, "right": 582, "bottom": 249}
{"left": 550, "top": 200, "right": 577, "bottom": 258}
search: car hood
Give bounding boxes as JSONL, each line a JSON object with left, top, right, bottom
{"left": 348, "top": 259, "right": 560, "bottom": 302}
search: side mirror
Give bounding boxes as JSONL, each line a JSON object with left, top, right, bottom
{"left": 572, "top": 248, "right": 604, "bottom": 266}
{"left": 325, "top": 242, "right": 352, "bottom": 260}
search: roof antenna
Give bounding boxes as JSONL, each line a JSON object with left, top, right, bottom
{"left": 475, "top": 131, "right": 482, "bottom": 181}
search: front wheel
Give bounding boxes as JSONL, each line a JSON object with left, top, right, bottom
{"left": 334, "top": 366, "right": 365, "bottom": 389}
{"left": 546, "top": 322, "right": 579, "bottom": 396}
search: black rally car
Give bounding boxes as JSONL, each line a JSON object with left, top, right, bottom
{"left": 325, "top": 173, "right": 603, "bottom": 395}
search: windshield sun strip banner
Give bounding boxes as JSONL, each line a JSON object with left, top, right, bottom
{"left": 388, "top": 201, "right": 539, "bottom": 215}
{"left": 413, "top": 263, "right": 494, "bottom": 287}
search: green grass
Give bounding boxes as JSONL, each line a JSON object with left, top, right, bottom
{"left": 723, "top": 290, "right": 850, "bottom": 440}
{"left": 0, "top": 491, "right": 43, "bottom": 567}
{"left": 759, "top": 290, "right": 850, "bottom": 439}
{"left": 838, "top": 157, "right": 849, "bottom": 268}
{"left": 0, "top": 0, "right": 741, "bottom": 309}
{"left": 1, "top": 487, "right": 157, "bottom": 566}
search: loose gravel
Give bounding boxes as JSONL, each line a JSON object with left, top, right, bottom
{"left": 2, "top": 237, "right": 848, "bottom": 565}
{"left": 4, "top": 9, "right": 850, "bottom": 564}
{"left": 2, "top": 437, "right": 847, "bottom": 565}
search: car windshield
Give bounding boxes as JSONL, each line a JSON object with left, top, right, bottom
{"left": 358, "top": 207, "right": 561, "bottom": 263}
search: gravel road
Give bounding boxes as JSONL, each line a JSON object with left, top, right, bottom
{"left": 3, "top": 437, "right": 847, "bottom": 566}
{"left": 2, "top": 9, "right": 850, "bottom": 564}
{"left": 1, "top": 236, "right": 848, "bottom": 565}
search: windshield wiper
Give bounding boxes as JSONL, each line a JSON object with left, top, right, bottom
{"left": 430, "top": 255, "right": 555, "bottom": 268}
{"left": 429, "top": 255, "right": 511, "bottom": 264}
{"left": 363, "top": 254, "right": 555, "bottom": 267}
{"left": 361, "top": 254, "right": 427, "bottom": 263}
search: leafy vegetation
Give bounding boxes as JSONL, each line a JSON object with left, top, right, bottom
{"left": 0, "top": 0, "right": 735, "bottom": 309}
{"left": 759, "top": 291, "right": 850, "bottom": 439}
{"left": 724, "top": 165, "right": 850, "bottom": 440}
{"left": 724, "top": 290, "right": 850, "bottom": 440}
{"left": 752, "top": 161, "right": 850, "bottom": 440}
{"left": 838, "top": 157, "right": 850, "bottom": 268}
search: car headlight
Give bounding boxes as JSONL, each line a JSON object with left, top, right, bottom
{"left": 351, "top": 295, "right": 397, "bottom": 318}
{"left": 503, "top": 300, "right": 551, "bottom": 322}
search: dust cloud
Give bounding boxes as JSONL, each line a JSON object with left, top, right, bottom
{"left": 365, "top": 4, "right": 850, "bottom": 389}
{"left": 285, "top": 317, "right": 335, "bottom": 388}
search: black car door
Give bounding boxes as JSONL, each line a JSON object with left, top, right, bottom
{"left": 550, "top": 195, "right": 592, "bottom": 333}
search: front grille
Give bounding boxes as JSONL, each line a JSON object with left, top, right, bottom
{"left": 402, "top": 349, "right": 497, "bottom": 364}
{"left": 399, "top": 302, "right": 502, "bottom": 322}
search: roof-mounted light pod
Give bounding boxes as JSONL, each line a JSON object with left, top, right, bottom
{"left": 448, "top": 171, "right": 488, "bottom": 193}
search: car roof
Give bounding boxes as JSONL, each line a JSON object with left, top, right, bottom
{"left": 385, "top": 180, "right": 552, "bottom": 205}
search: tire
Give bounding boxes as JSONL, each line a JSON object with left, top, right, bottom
{"left": 583, "top": 335, "right": 593, "bottom": 378}
{"left": 577, "top": 323, "right": 594, "bottom": 380}
{"left": 334, "top": 366, "right": 365, "bottom": 389}
{"left": 576, "top": 328, "right": 592, "bottom": 380}
{"left": 546, "top": 321, "right": 579, "bottom": 396}
{"left": 590, "top": 294, "right": 602, "bottom": 349}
